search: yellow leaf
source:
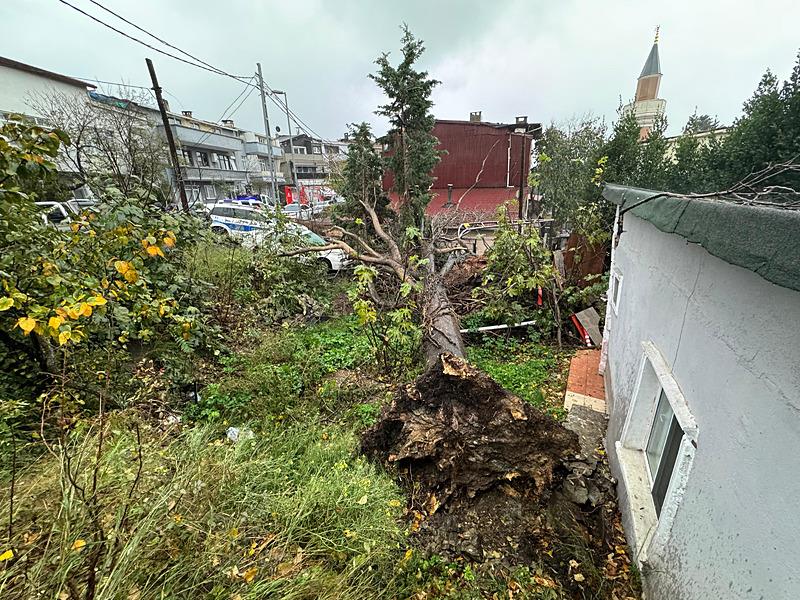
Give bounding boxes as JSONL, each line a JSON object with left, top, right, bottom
{"left": 72, "top": 539, "right": 86, "bottom": 552}
{"left": 124, "top": 269, "right": 138, "bottom": 283}
{"left": 17, "top": 317, "right": 36, "bottom": 334}
{"left": 48, "top": 315, "right": 64, "bottom": 330}
{"left": 242, "top": 566, "right": 257, "bottom": 583}
{"left": 0, "top": 549, "right": 13, "bottom": 561}
{"left": 140, "top": 239, "right": 150, "bottom": 249}
{"left": 87, "top": 295, "right": 107, "bottom": 306}
{"left": 0, "top": 297, "right": 13, "bottom": 311}
{"left": 573, "top": 573, "right": 585, "bottom": 582}
{"left": 163, "top": 237, "right": 175, "bottom": 248}
{"left": 66, "top": 307, "right": 80, "bottom": 320}
{"left": 228, "top": 527, "right": 239, "bottom": 539}
{"left": 357, "top": 494, "right": 368, "bottom": 505}
{"left": 78, "top": 303, "right": 93, "bottom": 317}
{"left": 114, "top": 260, "right": 132, "bottom": 274}
{"left": 58, "top": 330, "right": 71, "bottom": 346}
{"left": 146, "top": 245, "right": 165, "bottom": 258}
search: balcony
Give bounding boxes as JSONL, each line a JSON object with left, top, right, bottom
{"left": 181, "top": 166, "right": 249, "bottom": 182}
{"left": 168, "top": 124, "right": 243, "bottom": 152}
{"left": 244, "top": 141, "right": 282, "bottom": 157}
{"left": 249, "top": 170, "right": 286, "bottom": 183}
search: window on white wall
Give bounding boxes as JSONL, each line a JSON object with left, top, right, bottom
{"left": 609, "top": 270, "right": 623, "bottom": 314}
{"left": 645, "top": 390, "right": 684, "bottom": 516}
{"left": 616, "top": 341, "right": 697, "bottom": 564}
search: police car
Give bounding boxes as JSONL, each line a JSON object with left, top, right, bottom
{"left": 204, "top": 202, "right": 350, "bottom": 271}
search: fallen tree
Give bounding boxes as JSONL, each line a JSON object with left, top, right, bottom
{"left": 282, "top": 28, "right": 470, "bottom": 364}
{"left": 361, "top": 353, "right": 639, "bottom": 597}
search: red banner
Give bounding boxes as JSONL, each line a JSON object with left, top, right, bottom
{"left": 285, "top": 187, "right": 294, "bottom": 204}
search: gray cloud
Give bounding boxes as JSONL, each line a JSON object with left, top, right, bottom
{"left": 2, "top": 0, "right": 798, "bottom": 138}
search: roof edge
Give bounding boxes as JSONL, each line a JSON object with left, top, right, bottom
{"left": 0, "top": 56, "right": 95, "bottom": 89}
{"left": 603, "top": 184, "right": 800, "bottom": 293}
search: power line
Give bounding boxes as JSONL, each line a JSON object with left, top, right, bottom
{"left": 87, "top": 0, "right": 241, "bottom": 81}
{"left": 194, "top": 76, "right": 256, "bottom": 146}
{"left": 56, "top": 0, "right": 336, "bottom": 143}
{"left": 55, "top": 0, "right": 247, "bottom": 81}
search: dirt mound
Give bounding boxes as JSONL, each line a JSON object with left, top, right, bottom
{"left": 361, "top": 354, "right": 639, "bottom": 598}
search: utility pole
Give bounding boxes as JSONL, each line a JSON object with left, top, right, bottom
{"left": 515, "top": 116, "right": 529, "bottom": 225}
{"left": 275, "top": 90, "right": 297, "bottom": 188}
{"left": 146, "top": 58, "right": 189, "bottom": 212}
{"left": 256, "top": 63, "right": 278, "bottom": 204}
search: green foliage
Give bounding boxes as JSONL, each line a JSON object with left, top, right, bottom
{"left": 371, "top": 25, "right": 441, "bottom": 226}
{"left": 467, "top": 336, "right": 566, "bottom": 412}
{"left": 398, "top": 554, "right": 567, "bottom": 599}
{"left": 348, "top": 265, "right": 421, "bottom": 376}
{"left": 534, "top": 116, "right": 609, "bottom": 237}
{"left": 0, "top": 417, "right": 405, "bottom": 599}
{"left": 477, "top": 207, "right": 556, "bottom": 323}
{"left": 190, "top": 231, "right": 335, "bottom": 326}
{"left": 0, "top": 117, "right": 221, "bottom": 459}
{"left": 333, "top": 122, "right": 391, "bottom": 227}
{"left": 186, "top": 317, "right": 374, "bottom": 423}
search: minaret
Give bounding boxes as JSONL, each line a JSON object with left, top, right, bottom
{"left": 623, "top": 27, "right": 666, "bottom": 140}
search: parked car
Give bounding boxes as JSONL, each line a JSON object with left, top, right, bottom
{"left": 282, "top": 203, "right": 313, "bottom": 220}
{"left": 292, "top": 225, "right": 351, "bottom": 272}
{"left": 204, "top": 204, "right": 350, "bottom": 271}
{"left": 205, "top": 203, "right": 273, "bottom": 238}
{"left": 35, "top": 200, "right": 81, "bottom": 230}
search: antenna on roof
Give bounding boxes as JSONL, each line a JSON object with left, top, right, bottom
{"left": 654, "top": 25, "right": 660, "bottom": 44}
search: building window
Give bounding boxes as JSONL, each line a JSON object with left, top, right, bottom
{"left": 181, "top": 148, "right": 194, "bottom": 166}
{"left": 218, "top": 154, "right": 233, "bottom": 170}
{"left": 197, "top": 151, "right": 210, "bottom": 167}
{"left": 645, "top": 389, "right": 684, "bottom": 516}
{"left": 616, "top": 341, "right": 698, "bottom": 564}
{"left": 203, "top": 184, "right": 217, "bottom": 200}
{"left": 312, "top": 146, "right": 322, "bottom": 154}
{"left": 186, "top": 185, "right": 201, "bottom": 206}
{"left": 609, "top": 270, "right": 623, "bottom": 314}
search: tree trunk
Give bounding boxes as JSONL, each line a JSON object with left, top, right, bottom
{"left": 421, "top": 274, "right": 466, "bottom": 364}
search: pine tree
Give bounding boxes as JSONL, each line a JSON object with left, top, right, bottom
{"left": 370, "top": 25, "right": 441, "bottom": 227}
{"left": 715, "top": 70, "right": 783, "bottom": 187}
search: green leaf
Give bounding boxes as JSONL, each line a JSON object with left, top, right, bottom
{"left": 0, "top": 297, "right": 13, "bottom": 311}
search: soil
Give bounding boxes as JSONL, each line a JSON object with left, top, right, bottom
{"left": 361, "top": 353, "right": 640, "bottom": 599}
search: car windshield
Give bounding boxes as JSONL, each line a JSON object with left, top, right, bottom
{"left": 304, "top": 231, "right": 326, "bottom": 246}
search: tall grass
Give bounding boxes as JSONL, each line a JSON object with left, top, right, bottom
{"left": 0, "top": 414, "right": 405, "bottom": 599}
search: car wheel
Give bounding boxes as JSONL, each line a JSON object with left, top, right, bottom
{"left": 318, "top": 257, "right": 333, "bottom": 272}
{"left": 211, "top": 226, "right": 228, "bottom": 237}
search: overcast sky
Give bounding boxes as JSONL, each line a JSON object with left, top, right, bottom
{"left": 2, "top": 0, "right": 799, "bottom": 139}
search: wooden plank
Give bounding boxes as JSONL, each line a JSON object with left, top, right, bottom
{"left": 575, "top": 307, "right": 603, "bottom": 347}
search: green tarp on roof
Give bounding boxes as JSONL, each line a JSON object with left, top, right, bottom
{"left": 603, "top": 184, "right": 800, "bottom": 293}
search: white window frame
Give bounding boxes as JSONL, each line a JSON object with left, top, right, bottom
{"left": 609, "top": 269, "right": 623, "bottom": 315}
{"left": 615, "top": 341, "right": 697, "bottom": 566}
{"left": 203, "top": 184, "right": 217, "bottom": 200}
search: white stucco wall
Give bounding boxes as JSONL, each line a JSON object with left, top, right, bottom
{"left": 0, "top": 64, "right": 89, "bottom": 118}
{"left": 605, "top": 214, "right": 800, "bottom": 599}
